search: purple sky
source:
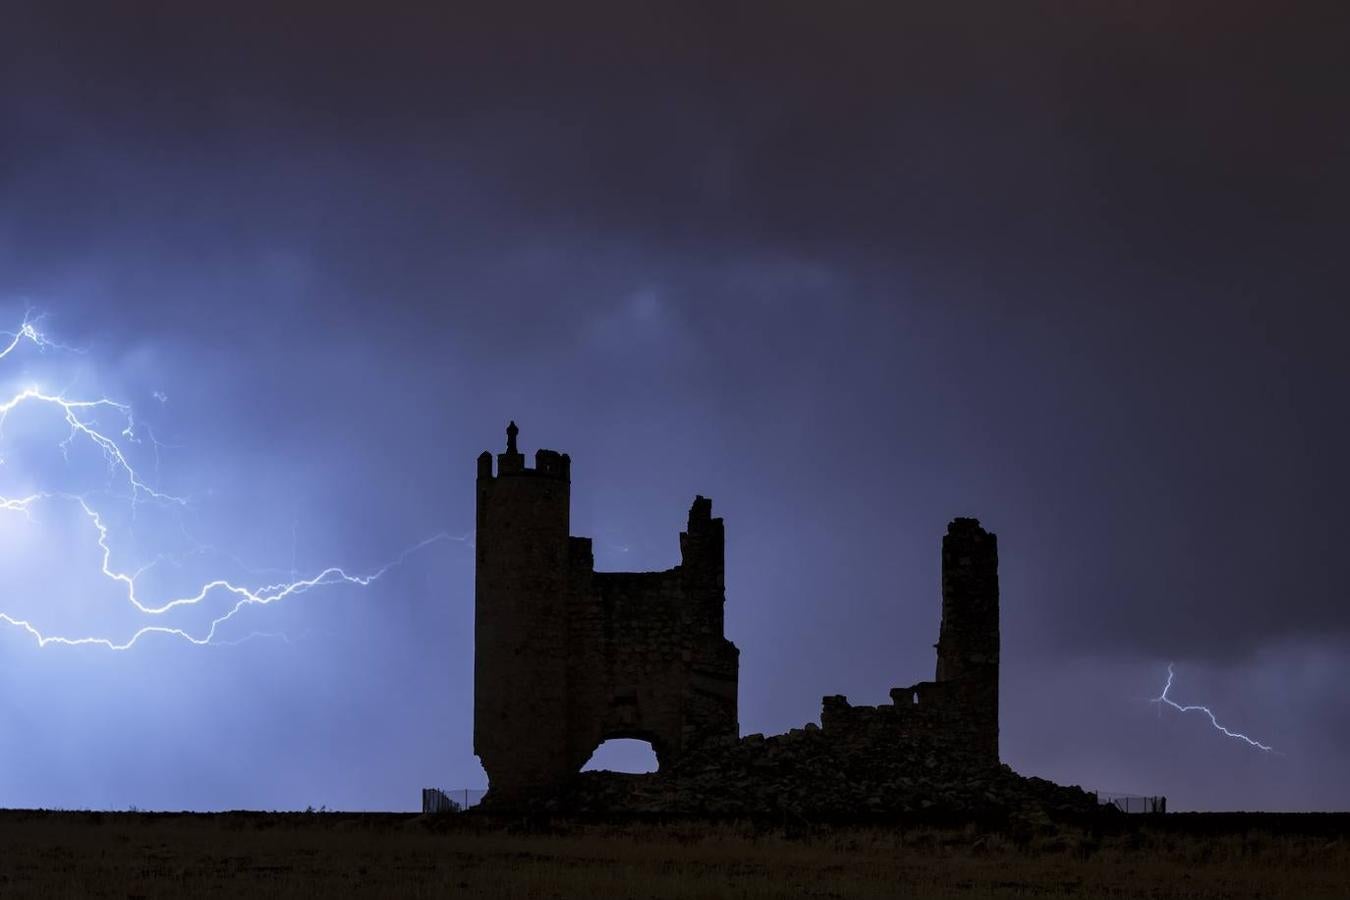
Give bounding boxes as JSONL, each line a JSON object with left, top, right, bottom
{"left": 1, "top": 2, "right": 1346, "bottom": 812}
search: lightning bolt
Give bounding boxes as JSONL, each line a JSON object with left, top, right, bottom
{"left": 1152, "top": 663, "right": 1274, "bottom": 752}
{"left": 0, "top": 311, "right": 79, "bottom": 360}
{"left": 0, "top": 311, "right": 458, "bottom": 650}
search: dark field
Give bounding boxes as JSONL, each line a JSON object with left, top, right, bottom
{"left": 0, "top": 810, "right": 1346, "bottom": 898}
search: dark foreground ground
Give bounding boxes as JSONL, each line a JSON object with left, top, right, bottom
{"left": 0, "top": 809, "right": 1347, "bottom": 898}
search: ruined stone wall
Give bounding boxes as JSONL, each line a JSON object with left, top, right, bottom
{"left": 819, "top": 680, "right": 990, "bottom": 769}
{"left": 811, "top": 517, "right": 1000, "bottom": 770}
{"left": 474, "top": 425, "right": 738, "bottom": 803}
{"left": 553, "top": 516, "right": 1016, "bottom": 820}
{"left": 564, "top": 500, "right": 738, "bottom": 774}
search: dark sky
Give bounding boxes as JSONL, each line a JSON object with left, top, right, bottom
{"left": 1, "top": 1, "right": 1346, "bottom": 811}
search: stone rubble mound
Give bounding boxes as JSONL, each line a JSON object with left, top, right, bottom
{"left": 545, "top": 726, "right": 1103, "bottom": 821}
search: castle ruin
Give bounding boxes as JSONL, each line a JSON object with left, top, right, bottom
{"left": 473, "top": 423, "right": 1005, "bottom": 810}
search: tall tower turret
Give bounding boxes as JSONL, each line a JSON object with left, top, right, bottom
{"left": 935, "top": 517, "right": 1000, "bottom": 763}
{"left": 474, "top": 422, "right": 573, "bottom": 801}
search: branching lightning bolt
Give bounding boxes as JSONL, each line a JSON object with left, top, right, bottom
{"left": 1151, "top": 663, "right": 1274, "bottom": 752}
{"left": 0, "top": 311, "right": 458, "bottom": 650}
{"left": 0, "top": 312, "right": 81, "bottom": 360}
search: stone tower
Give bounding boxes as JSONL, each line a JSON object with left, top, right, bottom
{"left": 474, "top": 423, "right": 739, "bottom": 804}
{"left": 473, "top": 421, "right": 574, "bottom": 800}
{"left": 934, "top": 517, "right": 1000, "bottom": 762}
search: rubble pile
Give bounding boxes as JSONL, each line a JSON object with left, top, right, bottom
{"left": 545, "top": 724, "right": 1101, "bottom": 821}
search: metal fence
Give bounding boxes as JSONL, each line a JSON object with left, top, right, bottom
{"left": 1095, "top": 792, "right": 1166, "bottom": 814}
{"left": 421, "top": 787, "right": 487, "bottom": 813}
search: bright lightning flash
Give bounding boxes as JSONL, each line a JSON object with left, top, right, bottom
{"left": 0, "top": 311, "right": 455, "bottom": 651}
{"left": 1151, "top": 663, "right": 1274, "bottom": 752}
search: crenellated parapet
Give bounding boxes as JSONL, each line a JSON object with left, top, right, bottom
{"left": 476, "top": 422, "right": 571, "bottom": 482}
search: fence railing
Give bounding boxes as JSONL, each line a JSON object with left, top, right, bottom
{"left": 1095, "top": 792, "right": 1166, "bottom": 813}
{"left": 421, "top": 787, "right": 487, "bottom": 813}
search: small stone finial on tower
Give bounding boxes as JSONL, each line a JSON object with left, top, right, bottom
{"left": 506, "top": 421, "right": 519, "bottom": 454}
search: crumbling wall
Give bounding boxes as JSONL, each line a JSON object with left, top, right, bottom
{"left": 818, "top": 680, "right": 991, "bottom": 771}
{"left": 565, "top": 501, "right": 739, "bottom": 774}
{"left": 552, "top": 517, "right": 1026, "bottom": 820}
{"left": 816, "top": 517, "right": 1000, "bottom": 770}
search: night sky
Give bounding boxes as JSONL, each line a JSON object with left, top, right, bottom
{"left": 1, "top": 2, "right": 1347, "bottom": 812}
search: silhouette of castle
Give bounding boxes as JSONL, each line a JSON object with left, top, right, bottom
{"left": 474, "top": 423, "right": 999, "bottom": 805}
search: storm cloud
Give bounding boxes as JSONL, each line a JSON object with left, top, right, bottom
{"left": 0, "top": 1, "right": 1346, "bottom": 810}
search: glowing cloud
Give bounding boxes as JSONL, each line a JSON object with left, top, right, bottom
{"left": 0, "top": 312, "right": 455, "bottom": 650}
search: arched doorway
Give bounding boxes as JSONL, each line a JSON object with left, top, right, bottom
{"left": 580, "top": 737, "right": 660, "bottom": 774}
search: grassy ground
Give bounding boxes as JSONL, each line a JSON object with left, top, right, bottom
{"left": 0, "top": 810, "right": 1346, "bottom": 898}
